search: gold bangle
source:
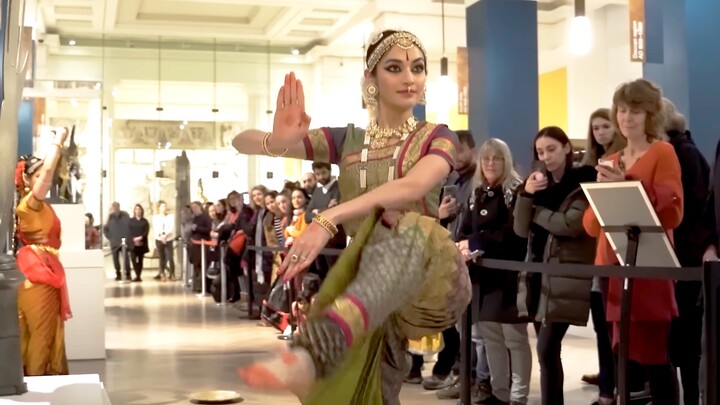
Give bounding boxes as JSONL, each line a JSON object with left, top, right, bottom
{"left": 52, "top": 142, "right": 64, "bottom": 149}
{"left": 313, "top": 214, "right": 338, "bottom": 237}
{"left": 262, "top": 132, "right": 288, "bottom": 158}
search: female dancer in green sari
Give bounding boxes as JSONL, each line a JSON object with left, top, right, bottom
{"left": 233, "top": 30, "right": 472, "bottom": 404}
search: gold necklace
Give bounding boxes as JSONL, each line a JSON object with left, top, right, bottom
{"left": 366, "top": 116, "right": 418, "bottom": 148}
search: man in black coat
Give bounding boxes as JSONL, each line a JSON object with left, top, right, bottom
{"left": 700, "top": 138, "right": 720, "bottom": 404}
{"left": 666, "top": 114, "right": 711, "bottom": 405}
{"left": 704, "top": 138, "right": 720, "bottom": 262}
{"left": 103, "top": 202, "right": 131, "bottom": 281}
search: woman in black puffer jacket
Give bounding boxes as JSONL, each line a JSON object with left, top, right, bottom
{"left": 513, "top": 127, "right": 597, "bottom": 405}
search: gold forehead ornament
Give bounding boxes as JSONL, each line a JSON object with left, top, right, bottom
{"left": 366, "top": 31, "right": 427, "bottom": 71}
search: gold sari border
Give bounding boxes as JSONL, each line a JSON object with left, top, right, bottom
{"left": 304, "top": 128, "right": 337, "bottom": 164}
{"left": 326, "top": 294, "right": 369, "bottom": 347}
{"left": 30, "top": 244, "right": 59, "bottom": 256}
{"left": 397, "top": 122, "right": 437, "bottom": 179}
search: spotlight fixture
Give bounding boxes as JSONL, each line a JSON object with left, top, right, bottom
{"left": 291, "top": 49, "right": 300, "bottom": 56}
{"left": 68, "top": 39, "right": 76, "bottom": 46}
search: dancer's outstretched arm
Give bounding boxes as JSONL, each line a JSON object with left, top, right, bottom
{"left": 232, "top": 72, "right": 310, "bottom": 160}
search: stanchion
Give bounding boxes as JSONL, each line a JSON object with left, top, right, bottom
{"left": 278, "top": 279, "right": 295, "bottom": 341}
{"left": 119, "top": 238, "right": 131, "bottom": 284}
{"left": 704, "top": 260, "right": 719, "bottom": 405}
{"left": 247, "top": 257, "right": 255, "bottom": 318}
{"left": 197, "top": 240, "right": 208, "bottom": 297}
{"left": 218, "top": 243, "right": 228, "bottom": 306}
{"left": 184, "top": 242, "right": 192, "bottom": 290}
{"left": 459, "top": 302, "right": 472, "bottom": 405}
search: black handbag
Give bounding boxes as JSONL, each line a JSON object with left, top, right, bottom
{"left": 261, "top": 277, "right": 291, "bottom": 332}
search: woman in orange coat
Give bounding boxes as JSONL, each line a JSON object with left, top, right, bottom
{"left": 14, "top": 127, "right": 72, "bottom": 376}
{"left": 583, "top": 79, "right": 682, "bottom": 405}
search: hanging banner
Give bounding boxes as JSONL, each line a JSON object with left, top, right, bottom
{"left": 457, "top": 47, "right": 469, "bottom": 115}
{"left": 629, "top": 0, "right": 646, "bottom": 62}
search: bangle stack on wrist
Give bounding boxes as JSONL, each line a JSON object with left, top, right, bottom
{"left": 313, "top": 214, "right": 338, "bottom": 237}
{"left": 262, "top": 132, "right": 288, "bottom": 158}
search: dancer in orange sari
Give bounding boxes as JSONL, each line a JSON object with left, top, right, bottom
{"left": 14, "top": 127, "right": 72, "bottom": 376}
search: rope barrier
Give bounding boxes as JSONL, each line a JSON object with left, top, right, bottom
{"left": 244, "top": 242, "right": 719, "bottom": 405}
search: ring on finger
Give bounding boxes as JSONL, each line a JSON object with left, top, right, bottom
{"left": 290, "top": 254, "right": 299, "bottom": 263}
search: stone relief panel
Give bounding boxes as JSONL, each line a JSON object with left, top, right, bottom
{"left": 113, "top": 120, "right": 230, "bottom": 150}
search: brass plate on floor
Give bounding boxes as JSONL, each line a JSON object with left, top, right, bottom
{"left": 189, "top": 390, "right": 244, "bottom": 404}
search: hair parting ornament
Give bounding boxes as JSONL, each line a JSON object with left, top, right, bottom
{"left": 366, "top": 31, "right": 427, "bottom": 72}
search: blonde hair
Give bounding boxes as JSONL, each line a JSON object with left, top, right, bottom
{"left": 611, "top": 79, "right": 666, "bottom": 142}
{"left": 582, "top": 108, "right": 626, "bottom": 166}
{"left": 474, "top": 138, "right": 522, "bottom": 191}
{"left": 662, "top": 98, "right": 687, "bottom": 133}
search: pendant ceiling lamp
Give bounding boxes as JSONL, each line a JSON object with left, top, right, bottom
{"left": 212, "top": 38, "right": 219, "bottom": 114}
{"left": 569, "top": 0, "right": 592, "bottom": 56}
{"left": 156, "top": 36, "right": 163, "bottom": 113}
{"left": 440, "top": 0, "right": 448, "bottom": 77}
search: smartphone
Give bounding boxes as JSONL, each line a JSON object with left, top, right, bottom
{"left": 468, "top": 249, "right": 484, "bottom": 261}
{"left": 598, "top": 158, "right": 614, "bottom": 169}
{"left": 531, "top": 160, "right": 547, "bottom": 177}
{"left": 442, "top": 184, "right": 458, "bottom": 200}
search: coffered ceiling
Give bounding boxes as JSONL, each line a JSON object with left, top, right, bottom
{"left": 33, "top": 0, "right": 628, "bottom": 55}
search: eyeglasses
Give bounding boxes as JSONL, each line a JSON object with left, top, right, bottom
{"left": 481, "top": 156, "right": 504, "bottom": 164}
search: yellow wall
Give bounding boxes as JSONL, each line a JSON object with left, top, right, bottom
{"left": 426, "top": 108, "right": 469, "bottom": 132}
{"left": 429, "top": 67, "right": 566, "bottom": 135}
{"left": 538, "top": 67, "right": 568, "bottom": 132}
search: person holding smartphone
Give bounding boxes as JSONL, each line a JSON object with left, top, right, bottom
{"left": 584, "top": 79, "right": 683, "bottom": 405}
{"left": 457, "top": 138, "right": 530, "bottom": 405}
{"left": 514, "top": 126, "right": 597, "bottom": 405}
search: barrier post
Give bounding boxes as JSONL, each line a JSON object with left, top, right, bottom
{"left": 184, "top": 242, "right": 192, "bottom": 290}
{"left": 247, "top": 256, "right": 255, "bottom": 318}
{"left": 704, "top": 260, "right": 719, "bottom": 405}
{"left": 120, "top": 238, "right": 131, "bottom": 284}
{"left": 197, "top": 240, "right": 208, "bottom": 297}
{"left": 460, "top": 302, "right": 473, "bottom": 405}
{"left": 219, "top": 243, "right": 228, "bottom": 306}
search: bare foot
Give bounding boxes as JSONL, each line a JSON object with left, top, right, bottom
{"left": 237, "top": 348, "right": 316, "bottom": 398}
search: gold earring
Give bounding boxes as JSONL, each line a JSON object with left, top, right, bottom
{"left": 364, "top": 84, "right": 379, "bottom": 106}
{"left": 419, "top": 87, "right": 427, "bottom": 105}
{"left": 23, "top": 186, "right": 30, "bottom": 193}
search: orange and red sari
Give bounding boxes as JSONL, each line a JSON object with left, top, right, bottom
{"left": 16, "top": 193, "right": 72, "bottom": 376}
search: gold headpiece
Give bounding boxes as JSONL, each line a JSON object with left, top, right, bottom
{"left": 366, "top": 31, "right": 427, "bottom": 72}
